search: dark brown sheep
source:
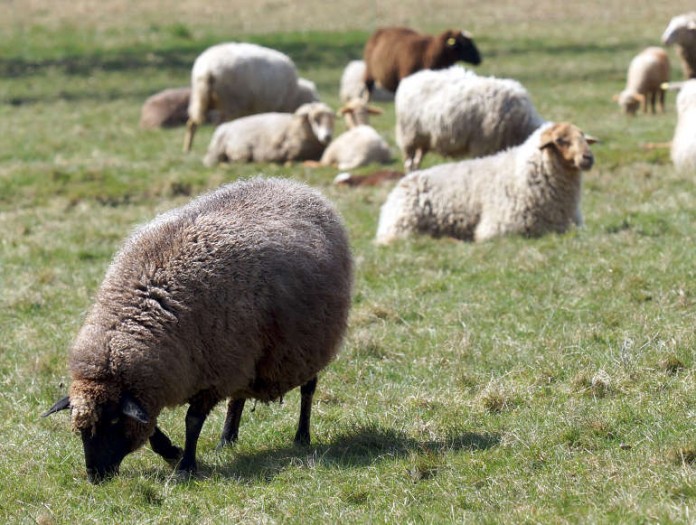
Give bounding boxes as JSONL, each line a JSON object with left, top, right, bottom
{"left": 362, "top": 27, "right": 482, "bottom": 96}
{"left": 43, "top": 178, "right": 353, "bottom": 483}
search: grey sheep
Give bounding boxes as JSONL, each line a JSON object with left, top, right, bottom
{"left": 395, "top": 66, "right": 545, "bottom": 171}
{"left": 376, "top": 123, "right": 597, "bottom": 244}
{"left": 203, "top": 102, "right": 335, "bottom": 167}
{"left": 44, "top": 177, "right": 353, "bottom": 482}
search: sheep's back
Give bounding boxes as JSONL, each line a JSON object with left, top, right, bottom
{"left": 192, "top": 43, "right": 303, "bottom": 117}
{"left": 75, "top": 178, "right": 352, "bottom": 408}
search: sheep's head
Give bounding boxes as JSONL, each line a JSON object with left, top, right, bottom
{"left": 662, "top": 13, "right": 696, "bottom": 45}
{"left": 539, "top": 123, "right": 597, "bottom": 171}
{"left": 43, "top": 380, "right": 152, "bottom": 483}
{"left": 296, "top": 102, "right": 335, "bottom": 144}
{"left": 614, "top": 90, "right": 643, "bottom": 115}
{"left": 442, "top": 29, "right": 482, "bottom": 66}
{"left": 338, "top": 98, "right": 384, "bottom": 128}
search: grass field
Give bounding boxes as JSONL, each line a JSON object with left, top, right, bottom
{"left": 1, "top": 1, "right": 695, "bottom": 523}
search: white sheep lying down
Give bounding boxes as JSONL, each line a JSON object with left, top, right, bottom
{"left": 670, "top": 80, "right": 696, "bottom": 172}
{"left": 376, "top": 122, "right": 597, "bottom": 244}
{"left": 184, "top": 42, "right": 319, "bottom": 152}
{"left": 395, "top": 66, "right": 545, "bottom": 171}
{"left": 317, "top": 99, "right": 393, "bottom": 170}
{"left": 203, "top": 102, "right": 334, "bottom": 166}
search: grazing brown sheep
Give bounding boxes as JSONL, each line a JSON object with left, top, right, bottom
{"left": 362, "top": 27, "right": 482, "bottom": 97}
{"left": 43, "top": 178, "right": 353, "bottom": 483}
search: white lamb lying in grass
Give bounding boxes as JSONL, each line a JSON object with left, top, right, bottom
{"left": 317, "top": 98, "right": 393, "bottom": 170}
{"left": 375, "top": 122, "right": 597, "bottom": 244}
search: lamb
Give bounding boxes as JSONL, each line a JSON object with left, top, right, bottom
{"left": 662, "top": 13, "right": 696, "bottom": 79}
{"left": 183, "top": 42, "right": 319, "bottom": 152}
{"left": 375, "top": 122, "right": 597, "bottom": 244}
{"left": 395, "top": 66, "right": 545, "bottom": 171}
{"left": 43, "top": 177, "right": 353, "bottom": 483}
{"left": 140, "top": 87, "right": 192, "bottom": 129}
{"left": 317, "top": 99, "right": 393, "bottom": 170}
{"left": 363, "top": 26, "right": 482, "bottom": 98}
{"left": 202, "top": 102, "right": 334, "bottom": 167}
{"left": 339, "top": 60, "right": 394, "bottom": 103}
{"left": 669, "top": 80, "right": 696, "bottom": 172}
{"left": 613, "top": 47, "right": 670, "bottom": 115}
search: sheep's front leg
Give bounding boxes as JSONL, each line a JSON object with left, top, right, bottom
{"left": 178, "top": 390, "right": 218, "bottom": 474}
{"left": 149, "top": 426, "right": 183, "bottom": 467}
{"left": 217, "top": 398, "right": 246, "bottom": 449}
{"left": 294, "top": 376, "right": 317, "bottom": 446}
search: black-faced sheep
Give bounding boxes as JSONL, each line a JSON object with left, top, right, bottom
{"left": 395, "top": 66, "right": 545, "bottom": 171}
{"left": 613, "top": 47, "right": 670, "bottom": 115}
{"left": 376, "top": 122, "right": 597, "bottom": 244}
{"left": 43, "top": 177, "right": 353, "bottom": 482}
{"left": 202, "top": 102, "right": 335, "bottom": 167}
{"left": 662, "top": 13, "right": 696, "bottom": 79}
{"left": 183, "top": 42, "right": 319, "bottom": 152}
{"left": 362, "top": 27, "right": 481, "bottom": 97}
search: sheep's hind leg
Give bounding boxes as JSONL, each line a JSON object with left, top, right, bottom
{"left": 149, "top": 426, "right": 183, "bottom": 467}
{"left": 294, "top": 376, "right": 317, "bottom": 446}
{"left": 177, "top": 390, "right": 219, "bottom": 475}
{"left": 217, "top": 398, "right": 246, "bottom": 450}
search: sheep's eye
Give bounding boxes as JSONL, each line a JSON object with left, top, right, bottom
{"left": 555, "top": 138, "right": 569, "bottom": 147}
{"left": 110, "top": 417, "right": 120, "bottom": 425}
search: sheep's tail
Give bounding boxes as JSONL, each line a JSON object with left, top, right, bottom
{"left": 184, "top": 72, "right": 216, "bottom": 153}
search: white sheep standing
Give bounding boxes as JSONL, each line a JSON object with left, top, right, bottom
{"left": 669, "top": 80, "right": 696, "bottom": 173}
{"left": 317, "top": 99, "right": 393, "bottom": 170}
{"left": 395, "top": 66, "right": 545, "bottom": 171}
{"left": 376, "top": 122, "right": 597, "bottom": 244}
{"left": 203, "top": 102, "right": 334, "bottom": 166}
{"left": 613, "top": 47, "right": 670, "bottom": 115}
{"left": 662, "top": 13, "right": 696, "bottom": 79}
{"left": 339, "top": 60, "right": 394, "bottom": 103}
{"left": 184, "top": 42, "right": 319, "bottom": 152}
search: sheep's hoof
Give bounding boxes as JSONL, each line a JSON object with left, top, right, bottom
{"left": 163, "top": 446, "right": 184, "bottom": 468}
{"left": 215, "top": 437, "right": 237, "bottom": 452}
{"left": 293, "top": 432, "right": 311, "bottom": 447}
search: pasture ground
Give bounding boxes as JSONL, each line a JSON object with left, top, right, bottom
{"left": 0, "top": 1, "right": 694, "bottom": 523}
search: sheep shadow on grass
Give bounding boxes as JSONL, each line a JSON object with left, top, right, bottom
{"left": 184, "top": 423, "right": 500, "bottom": 483}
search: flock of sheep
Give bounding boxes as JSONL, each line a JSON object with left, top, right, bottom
{"left": 44, "top": 13, "right": 696, "bottom": 482}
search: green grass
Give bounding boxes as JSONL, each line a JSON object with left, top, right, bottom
{"left": 1, "top": 2, "right": 695, "bottom": 523}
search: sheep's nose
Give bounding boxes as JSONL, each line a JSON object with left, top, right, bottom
{"left": 579, "top": 153, "right": 594, "bottom": 170}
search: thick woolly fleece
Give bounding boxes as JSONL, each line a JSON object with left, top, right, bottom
{"left": 68, "top": 178, "right": 353, "bottom": 447}
{"left": 395, "top": 66, "right": 544, "bottom": 163}
{"left": 376, "top": 123, "right": 584, "bottom": 243}
{"left": 671, "top": 80, "right": 696, "bottom": 172}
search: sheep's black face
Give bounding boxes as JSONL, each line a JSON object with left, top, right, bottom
{"left": 81, "top": 417, "right": 132, "bottom": 483}
{"left": 453, "top": 32, "right": 482, "bottom": 66}
{"left": 80, "top": 397, "right": 151, "bottom": 483}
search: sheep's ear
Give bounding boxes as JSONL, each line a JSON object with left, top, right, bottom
{"left": 42, "top": 396, "right": 71, "bottom": 417}
{"left": 337, "top": 106, "right": 352, "bottom": 115}
{"left": 367, "top": 105, "right": 384, "bottom": 115}
{"left": 121, "top": 395, "right": 149, "bottom": 425}
{"left": 634, "top": 93, "right": 646, "bottom": 102}
{"left": 611, "top": 93, "right": 620, "bottom": 102}
{"left": 584, "top": 134, "right": 599, "bottom": 145}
